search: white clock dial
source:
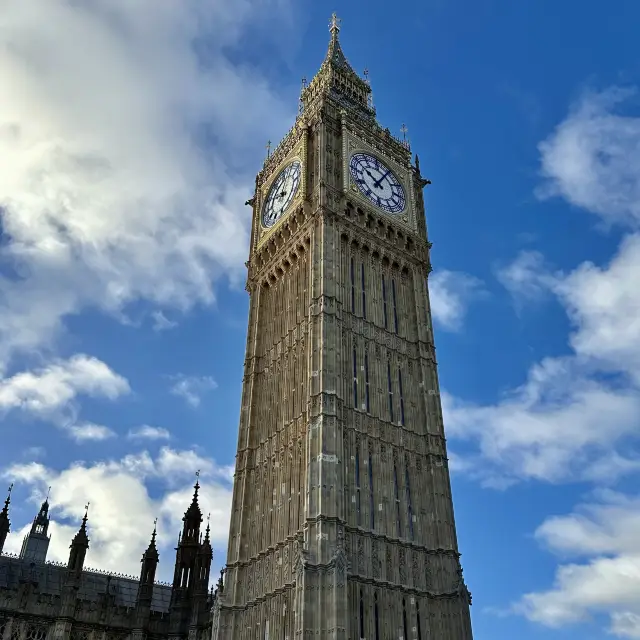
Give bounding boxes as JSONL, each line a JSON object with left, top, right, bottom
{"left": 262, "top": 161, "right": 302, "bottom": 228}
{"left": 349, "top": 153, "right": 406, "bottom": 214}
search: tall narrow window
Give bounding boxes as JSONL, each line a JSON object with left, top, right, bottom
{"left": 364, "top": 352, "right": 371, "bottom": 413}
{"left": 350, "top": 257, "right": 355, "bottom": 312}
{"left": 406, "top": 462, "right": 414, "bottom": 540}
{"left": 417, "top": 603, "right": 423, "bottom": 640}
{"left": 369, "top": 454, "right": 375, "bottom": 530}
{"left": 374, "top": 593, "right": 380, "bottom": 640}
{"left": 387, "top": 361, "right": 394, "bottom": 422}
{"left": 359, "top": 590, "right": 364, "bottom": 638}
{"left": 398, "top": 368, "right": 406, "bottom": 426}
{"left": 394, "top": 462, "right": 402, "bottom": 537}
{"left": 403, "top": 599, "right": 409, "bottom": 640}
{"left": 361, "top": 262, "right": 367, "bottom": 319}
{"left": 392, "top": 278, "right": 399, "bottom": 333}
{"left": 355, "top": 450, "right": 361, "bottom": 526}
{"left": 382, "top": 275, "right": 388, "bottom": 329}
{"left": 424, "top": 277, "right": 430, "bottom": 326}
{"left": 353, "top": 348, "right": 358, "bottom": 409}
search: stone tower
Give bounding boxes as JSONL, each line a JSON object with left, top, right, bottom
{"left": 213, "top": 14, "right": 473, "bottom": 639}
{"left": 19, "top": 495, "right": 51, "bottom": 563}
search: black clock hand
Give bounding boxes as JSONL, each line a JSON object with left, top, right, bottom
{"left": 374, "top": 169, "right": 391, "bottom": 189}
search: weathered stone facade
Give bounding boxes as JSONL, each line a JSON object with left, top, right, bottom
{"left": 213, "top": 15, "right": 474, "bottom": 640}
{"left": 0, "top": 482, "right": 216, "bottom": 640}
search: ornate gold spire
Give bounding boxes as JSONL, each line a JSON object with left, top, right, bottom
{"left": 323, "top": 12, "right": 360, "bottom": 80}
{"left": 298, "top": 14, "right": 372, "bottom": 118}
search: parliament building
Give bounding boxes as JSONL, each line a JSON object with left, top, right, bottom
{"left": 1, "top": 15, "right": 473, "bottom": 640}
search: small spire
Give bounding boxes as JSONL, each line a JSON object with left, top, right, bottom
{"left": 266, "top": 140, "right": 272, "bottom": 159}
{"left": 1, "top": 483, "right": 12, "bottom": 525}
{"left": 3, "top": 483, "right": 12, "bottom": 511}
{"left": 299, "top": 77, "right": 307, "bottom": 115}
{"left": 194, "top": 470, "right": 200, "bottom": 495}
{"left": 143, "top": 517, "right": 159, "bottom": 561}
{"left": 329, "top": 12, "right": 341, "bottom": 39}
{"left": 71, "top": 502, "right": 90, "bottom": 547}
{"left": 204, "top": 513, "right": 211, "bottom": 543}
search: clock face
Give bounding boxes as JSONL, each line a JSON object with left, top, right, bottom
{"left": 349, "top": 153, "right": 406, "bottom": 214}
{"left": 262, "top": 161, "right": 302, "bottom": 228}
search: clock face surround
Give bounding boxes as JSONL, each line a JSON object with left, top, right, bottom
{"left": 262, "top": 160, "right": 302, "bottom": 228}
{"left": 349, "top": 152, "right": 406, "bottom": 214}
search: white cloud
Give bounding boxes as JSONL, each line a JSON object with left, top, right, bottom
{"left": 0, "top": 354, "right": 129, "bottom": 419}
{"left": 151, "top": 311, "right": 178, "bottom": 332}
{"left": 2, "top": 448, "right": 233, "bottom": 581}
{"left": 66, "top": 422, "right": 116, "bottom": 443}
{"left": 446, "top": 87, "right": 640, "bottom": 637}
{"left": 127, "top": 425, "right": 171, "bottom": 441}
{"left": 448, "top": 88, "right": 640, "bottom": 487}
{"left": 514, "top": 491, "right": 640, "bottom": 638}
{"left": 496, "top": 250, "right": 553, "bottom": 307}
{"left": 429, "top": 270, "right": 486, "bottom": 331}
{"left": 537, "top": 87, "right": 640, "bottom": 228}
{"left": 0, "top": 0, "right": 295, "bottom": 372}
{"left": 170, "top": 374, "right": 218, "bottom": 408}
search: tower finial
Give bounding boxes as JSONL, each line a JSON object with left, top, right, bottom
{"left": 329, "top": 12, "right": 341, "bottom": 38}
{"left": 400, "top": 123, "right": 410, "bottom": 150}
{"left": 83, "top": 502, "right": 90, "bottom": 525}
{"left": 4, "top": 483, "right": 12, "bottom": 509}
{"left": 152, "top": 517, "right": 158, "bottom": 542}
{"left": 46, "top": 485, "right": 51, "bottom": 501}
{"left": 204, "top": 513, "right": 211, "bottom": 543}
{"left": 266, "top": 140, "right": 272, "bottom": 160}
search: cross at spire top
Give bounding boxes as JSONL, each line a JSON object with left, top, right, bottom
{"left": 329, "top": 12, "right": 341, "bottom": 38}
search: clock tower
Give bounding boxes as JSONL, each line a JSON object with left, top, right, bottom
{"left": 213, "top": 15, "right": 474, "bottom": 639}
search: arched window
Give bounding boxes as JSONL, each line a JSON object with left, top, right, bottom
{"left": 374, "top": 593, "right": 380, "bottom": 640}
{"left": 403, "top": 598, "right": 409, "bottom": 640}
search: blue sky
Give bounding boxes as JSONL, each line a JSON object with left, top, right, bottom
{"left": 1, "top": 0, "right": 639, "bottom": 638}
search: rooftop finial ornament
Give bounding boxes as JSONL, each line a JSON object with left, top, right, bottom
{"left": 329, "top": 12, "right": 341, "bottom": 38}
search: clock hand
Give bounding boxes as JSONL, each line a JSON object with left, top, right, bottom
{"left": 373, "top": 169, "right": 391, "bottom": 189}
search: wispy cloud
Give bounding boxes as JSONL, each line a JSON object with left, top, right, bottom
{"left": 429, "top": 270, "right": 486, "bottom": 331}
{"left": 66, "top": 422, "right": 116, "bottom": 443}
{"left": 447, "top": 87, "right": 640, "bottom": 637}
{"left": 0, "top": 0, "right": 295, "bottom": 373}
{"left": 151, "top": 311, "right": 178, "bottom": 332}
{"left": 513, "top": 490, "right": 640, "bottom": 637}
{"left": 127, "top": 425, "right": 171, "bottom": 441}
{"left": 0, "top": 355, "right": 129, "bottom": 422}
{"left": 169, "top": 374, "right": 217, "bottom": 408}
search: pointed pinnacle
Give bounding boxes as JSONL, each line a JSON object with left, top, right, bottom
{"left": 329, "top": 12, "right": 341, "bottom": 38}
{"left": 3, "top": 483, "right": 13, "bottom": 510}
